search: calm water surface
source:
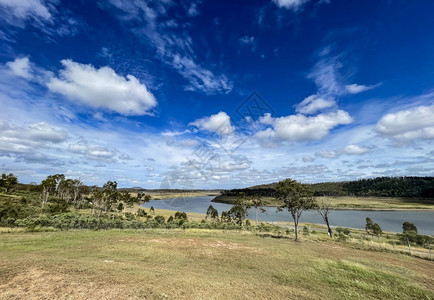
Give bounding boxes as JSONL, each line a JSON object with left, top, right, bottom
{"left": 142, "top": 196, "right": 434, "bottom": 235}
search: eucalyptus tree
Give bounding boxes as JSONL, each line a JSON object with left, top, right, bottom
{"left": 275, "top": 178, "right": 317, "bottom": 241}
{"left": 0, "top": 173, "right": 18, "bottom": 193}
{"left": 206, "top": 204, "right": 219, "bottom": 221}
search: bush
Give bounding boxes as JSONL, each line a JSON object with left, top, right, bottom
{"left": 154, "top": 215, "right": 165, "bottom": 224}
{"left": 137, "top": 208, "right": 147, "bottom": 217}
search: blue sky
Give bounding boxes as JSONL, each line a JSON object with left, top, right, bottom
{"left": 0, "top": 0, "right": 433, "bottom": 189}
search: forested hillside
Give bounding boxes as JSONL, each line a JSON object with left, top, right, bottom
{"left": 219, "top": 177, "right": 434, "bottom": 198}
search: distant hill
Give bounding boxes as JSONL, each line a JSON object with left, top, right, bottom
{"left": 219, "top": 177, "right": 434, "bottom": 198}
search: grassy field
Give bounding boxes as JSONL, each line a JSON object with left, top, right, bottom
{"left": 1, "top": 229, "right": 433, "bottom": 299}
{"left": 213, "top": 195, "right": 434, "bottom": 210}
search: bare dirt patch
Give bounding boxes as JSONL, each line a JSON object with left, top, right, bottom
{"left": 0, "top": 268, "right": 139, "bottom": 300}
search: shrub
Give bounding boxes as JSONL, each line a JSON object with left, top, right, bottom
{"left": 154, "top": 215, "right": 165, "bottom": 224}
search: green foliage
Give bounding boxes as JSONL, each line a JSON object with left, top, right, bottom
{"left": 154, "top": 215, "right": 165, "bottom": 224}
{"left": 0, "top": 193, "right": 41, "bottom": 226}
{"left": 275, "top": 178, "right": 317, "bottom": 241}
{"left": 206, "top": 204, "right": 219, "bottom": 221}
{"left": 365, "top": 217, "right": 382, "bottom": 237}
{"left": 45, "top": 198, "right": 69, "bottom": 214}
{"left": 0, "top": 173, "right": 18, "bottom": 193}
{"left": 221, "top": 176, "right": 434, "bottom": 198}
{"left": 137, "top": 208, "right": 147, "bottom": 217}
{"left": 336, "top": 227, "right": 350, "bottom": 235}
{"left": 402, "top": 221, "right": 417, "bottom": 234}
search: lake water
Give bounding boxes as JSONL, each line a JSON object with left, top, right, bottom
{"left": 142, "top": 196, "right": 434, "bottom": 235}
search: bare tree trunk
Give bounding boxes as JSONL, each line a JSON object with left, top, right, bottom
{"left": 293, "top": 213, "right": 299, "bottom": 241}
{"left": 255, "top": 208, "right": 258, "bottom": 227}
{"left": 324, "top": 215, "right": 332, "bottom": 237}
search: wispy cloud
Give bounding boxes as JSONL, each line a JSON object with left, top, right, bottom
{"left": 0, "top": 119, "right": 67, "bottom": 154}
{"left": 273, "top": 0, "right": 310, "bottom": 11}
{"left": 101, "top": 0, "right": 232, "bottom": 95}
{"left": 346, "top": 83, "right": 381, "bottom": 94}
{"left": 0, "top": 0, "right": 52, "bottom": 26}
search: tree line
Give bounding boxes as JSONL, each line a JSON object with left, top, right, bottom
{"left": 220, "top": 176, "right": 434, "bottom": 198}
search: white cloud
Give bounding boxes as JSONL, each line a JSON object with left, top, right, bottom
{"left": 315, "top": 150, "right": 339, "bottom": 158}
{"left": 256, "top": 110, "right": 353, "bottom": 142}
{"left": 273, "top": 0, "right": 310, "bottom": 10}
{"left": 68, "top": 142, "right": 115, "bottom": 162}
{"left": 296, "top": 94, "right": 336, "bottom": 114}
{"left": 346, "top": 83, "right": 381, "bottom": 94}
{"left": 302, "top": 156, "right": 314, "bottom": 162}
{"left": 239, "top": 36, "right": 255, "bottom": 45}
{"left": 307, "top": 56, "right": 343, "bottom": 97}
{"left": 172, "top": 55, "right": 232, "bottom": 94}
{"left": 190, "top": 111, "right": 234, "bottom": 136}
{"left": 376, "top": 105, "right": 434, "bottom": 141}
{"left": 0, "top": 0, "right": 51, "bottom": 23}
{"left": 6, "top": 57, "right": 32, "bottom": 79}
{"left": 344, "top": 144, "right": 370, "bottom": 155}
{"left": 0, "top": 120, "right": 67, "bottom": 154}
{"left": 47, "top": 59, "right": 157, "bottom": 116}
{"left": 161, "top": 130, "right": 192, "bottom": 137}
{"left": 186, "top": 2, "right": 199, "bottom": 17}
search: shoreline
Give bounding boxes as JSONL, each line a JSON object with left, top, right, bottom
{"left": 211, "top": 195, "right": 434, "bottom": 212}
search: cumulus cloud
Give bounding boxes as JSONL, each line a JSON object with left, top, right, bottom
{"left": 295, "top": 95, "right": 336, "bottom": 114}
{"left": 190, "top": 112, "right": 234, "bottom": 136}
{"left": 0, "top": 120, "right": 67, "bottom": 154}
{"left": 346, "top": 83, "right": 381, "bottom": 94}
{"left": 47, "top": 59, "right": 157, "bottom": 116}
{"left": 344, "top": 144, "right": 370, "bottom": 155}
{"left": 273, "top": 0, "right": 310, "bottom": 10}
{"left": 6, "top": 57, "right": 32, "bottom": 79}
{"left": 0, "top": 0, "right": 51, "bottom": 24}
{"left": 376, "top": 105, "right": 434, "bottom": 141}
{"left": 255, "top": 110, "right": 353, "bottom": 142}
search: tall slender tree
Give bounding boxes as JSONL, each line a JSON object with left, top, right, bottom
{"left": 275, "top": 178, "right": 317, "bottom": 241}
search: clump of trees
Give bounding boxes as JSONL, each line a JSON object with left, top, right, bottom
{"left": 365, "top": 217, "right": 383, "bottom": 240}
{"left": 398, "top": 222, "right": 433, "bottom": 247}
{"left": 0, "top": 173, "right": 18, "bottom": 193}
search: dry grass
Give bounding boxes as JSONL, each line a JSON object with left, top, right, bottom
{"left": 1, "top": 229, "right": 433, "bottom": 299}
